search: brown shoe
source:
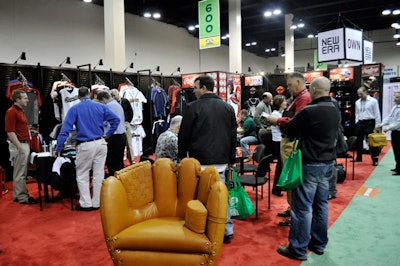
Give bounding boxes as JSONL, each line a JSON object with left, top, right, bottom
{"left": 277, "top": 245, "right": 307, "bottom": 261}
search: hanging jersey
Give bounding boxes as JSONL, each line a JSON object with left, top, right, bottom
{"left": 131, "top": 124, "right": 146, "bottom": 157}
{"left": 120, "top": 85, "right": 147, "bottom": 125}
{"left": 151, "top": 86, "right": 168, "bottom": 118}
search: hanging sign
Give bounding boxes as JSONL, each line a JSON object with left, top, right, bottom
{"left": 314, "top": 50, "right": 327, "bottom": 71}
{"left": 363, "top": 40, "right": 374, "bottom": 64}
{"left": 198, "top": 0, "right": 221, "bottom": 49}
{"left": 318, "top": 28, "right": 363, "bottom": 62}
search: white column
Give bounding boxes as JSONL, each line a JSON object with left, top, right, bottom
{"left": 284, "top": 13, "right": 294, "bottom": 73}
{"left": 104, "top": 0, "right": 125, "bottom": 71}
{"left": 229, "top": 0, "right": 242, "bottom": 73}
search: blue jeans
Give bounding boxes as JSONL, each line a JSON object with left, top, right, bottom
{"left": 219, "top": 171, "right": 234, "bottom": 236}
{"left": 240, "top": 136, "right": 259, "bottom": 157}
{"left": 288, "top": 161, "right": 334, "bottom": 258}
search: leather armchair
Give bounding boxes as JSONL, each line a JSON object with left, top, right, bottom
{"left": 100, "top": 158, "right": 228, "bottom": 266}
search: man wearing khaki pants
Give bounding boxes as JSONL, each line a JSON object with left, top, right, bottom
{"left": 268, "top": 72, "right": 311, "bottom": 226}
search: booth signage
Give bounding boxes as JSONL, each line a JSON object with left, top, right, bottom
{"left": 318, "top": 28, "right": 363, "bottom": 62}
{"left": 363, "top": 40, "right": 374, "bottom": 64}
{"left": 199, "top": 0, "right": 221, "bottom": 49}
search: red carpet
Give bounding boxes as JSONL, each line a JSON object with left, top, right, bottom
{"left": 0, "top": 146, "right": 388, "bottom": 265}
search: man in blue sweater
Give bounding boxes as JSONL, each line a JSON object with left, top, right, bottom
{"left": 55, "top": 87, "right": 120, "bottom": 211}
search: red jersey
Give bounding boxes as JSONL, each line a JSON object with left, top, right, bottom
{"left": 277, "top": 88, "right": 312, "bottom": 127}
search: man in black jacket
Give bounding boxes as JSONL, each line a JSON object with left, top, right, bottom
{"left": 277, "top": 76, "right": 339, "bottom": 261}
{"left": 178, "top": 75, "right": 237, "bottom": 243}
{"left": 111, "top": 89, "right": 134, "bottom": 164}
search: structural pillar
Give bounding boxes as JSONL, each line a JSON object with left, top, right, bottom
{"left": 104, "top": 0, "right": 125, "bottom": 71}
{"left": 229, "top": 0, "right": 242, "bottom": 73}
{"left": 284, "top": 13, "right": 294, "bottom": 73}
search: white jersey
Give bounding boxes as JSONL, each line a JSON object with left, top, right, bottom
{"left": 131, "top": 124, "right": 146, "bottom": 157}
{"left": 120, "top": 85, "right": 147, "bottom": 125}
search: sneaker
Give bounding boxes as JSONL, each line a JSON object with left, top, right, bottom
{"left": 223, "top": 234, "right": 234, "bottom": 244}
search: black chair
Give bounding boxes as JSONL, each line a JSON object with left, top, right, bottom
{"left": 235, "top": 144, "right": 265, "bottom": 175}
{"left": 238, "top": 154, "right": 272, "bottom": 219}
{"left": 336, "top": 136, "right": 357, "bottom": 180}
{"left": 36, "top": 156, "right": 56, "bottom": 211}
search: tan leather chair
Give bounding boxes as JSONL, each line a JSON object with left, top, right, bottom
{"left": 100, "top": 157, "right": 228, "bottom": 266}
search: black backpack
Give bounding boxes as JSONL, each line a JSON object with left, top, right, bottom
{"left": 336, "top": 163, "right": 346, "bottom": 183}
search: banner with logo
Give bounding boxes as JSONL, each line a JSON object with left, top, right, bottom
{"left": 363, "top": 40, "right": 374, "bottom": 64}
{"left": 318, "top": 28, "right": 363, "bottom": 62}
{"left": 199, "top": 0, "right": 220, "bottom": 49}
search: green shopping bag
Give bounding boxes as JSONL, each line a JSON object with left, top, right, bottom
{"left": 226, "top": 169, "right": 255, "bottom": 219}
{"left": 277, "top": 139, "right": 303, "bottom": 190}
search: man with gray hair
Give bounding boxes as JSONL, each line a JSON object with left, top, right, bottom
{"left": 155, "top": 115, "right": 183, "bottom": 163}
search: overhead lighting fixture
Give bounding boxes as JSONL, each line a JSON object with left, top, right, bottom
{"left": 153, "top": 12, "right": 161, "bottom": 19}
{"left": 290, "top": 24, "right": 297, "bottom": 29}
{"left": 123, "top": 62, "right": 134, "bottom": 72}
{"left": 14, "top": 52, "right": 26, "bottom": 64}
{"left": 264, "top": 11, "right": 272, "bottom": 17}
{"left": 307, "top": 34, "right": 315, "bottom": 38}
{"left": 392, "top": 22, "right": 400, "bottom": 29}
{"left": 297, "top": 20, "right": 305, "bottom": 28}
{"left": 394, "top": 30, "right": 400, "bottom": 39}
{"left": 248, "top": 67, "right": 252, "bottom": 72}
{"left": 397, "top": 38, "right": 400, "bottom": 46}
{"left": 93, "top": 59, "right": 103, "bottom": 70}
{"left": 188, "top": 25, "right": 195, "bottom": 31}
{"left": 273, "top": 9, "right": 282, "bottom": 15}
{"left": 393, "top": 9, "right": 400, "bottom": 15}
{"left": 251, "top": 42, "right": 257, "bottom": 45}
{"left": 83, "top": 0, "right": 92, "bottom": 3}
{"left": 151, "top": 66, "right": 160, "bottom": 73}
{"left": 143, "top": 12, "right": 151, "bottom": 18}
{"left": 382, "top": 9, "right": 391, "bottom": 15}
{"left": 59, "top": 56, "right": 71, "bottom": 67}
{"left": 170, "top": 67, "right": 181, "bottom": 75}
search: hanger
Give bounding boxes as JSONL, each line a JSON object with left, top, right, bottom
{"left": 61, "top": 72, "right": 72, "bottom": 82}
{"left": 172, "top": 78, "right": 181, "bottom": 87}
{"left": 125, "top": 77, "right": 134, "bottom": 86}
{"left": 17, "top": 71, "right": 28, "bottom": 82}
{"left": 94, "top": 74, "right": 105, "bottom": 85}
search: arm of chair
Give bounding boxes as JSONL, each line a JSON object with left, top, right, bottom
{"left": 100, "top": 176, "right": 134, "bottom": 238}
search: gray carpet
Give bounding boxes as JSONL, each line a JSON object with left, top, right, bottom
{"left": 302, "top": 148, "right": 399, "bottom": 266}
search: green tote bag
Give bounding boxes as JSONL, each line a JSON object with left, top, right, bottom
{"left": 277, "top": 139, "right": 303, "bottom": 191}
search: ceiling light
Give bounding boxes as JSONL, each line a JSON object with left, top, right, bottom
{"left": 273, "top": 9, "right": 282, "bottom": 15}
{"left": 153, "top": 13, "right": 161, "bottom": 19}
{"left": 195, "top": 24, "right": 199, "bottom": 28}
{"left": 290, "top": 25, "right": 297, "bottom": 29}
{"left": 245, "top": 43, "right": 251, "bottom": 47}
{"left": 265, "top": 49, "right": 270, "bottom": 52}
{"left": 397, "top": 38, "right": 400, "bottom": 46}
{"left": 393, "top": 9, "right": 400, "bottom": 15}
{"left": 188, "top": 25, "right": 195, "bottom": 31}
{"left": 59, "top": 56, "right": 71, "bottom": 67}
{"left": 382, "top": 9, "right": 391, "bottom": 15}
{"left": 394, "top": 33, "right": 400, "bottom": 38}
{"left": 251, "top": 42, "right": 257, "bottom": 45}
{"left": 83, "top": 0, "right": 92, "bottom": 3}
{"left": 392, "top": 22, "right": 400, "bottom": 29}
{"left": 297, "top": 21, "right": 305, "bottom": 28}
{"left": 271, "top": 48, "right": 276, "bottom": 51}
{"left": 307, "top": 34, "right": 315, "bottom": 38}
{"left": 14, "top": 52, "right": 26, "bottom": 64}
{"left": 264, "top": 11, "right": 272, "bottom": 17}
{"left": 143, "top": 12, "right": 151, "bottom": 18}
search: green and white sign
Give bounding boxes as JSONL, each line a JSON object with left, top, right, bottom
{"left": 198, "top": 0, "right": 220, "bottom": 49}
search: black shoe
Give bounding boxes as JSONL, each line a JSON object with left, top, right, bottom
{"left": 392, "top": 172, "right": 400, "bottom": 176}
{"left": 278, "top": 218, "right": 291, "bottom": 226}
{"left": 373, "top": 162, "right": 378, "bottom": 166}
{"left": 13, "top": 198, "right": 18, "bottom": 202}
{"left": 277, "top": 245, "right": 307, "bottom": 261}
{"left": 308, "top": 245, "right": 324, "bottom": 255}
{"left": 92, "top": 207, "right": 99, "bottom": 210}
{"left": 19, "top": 197, "right": 37, "bottom": 205}
{"left": 328, "top": 195, "right": 337, "bottom": 200}
{"left": 272, "top": 190, "right": 283, "bottom": 197}
{"left": 75, "top": 205, "right": 94, "bottom": 211}
{"left": 277, "top": 210, "right": 290, "bottom": 217}
{"left": 223, "top": 234, "right": 234, "bottom": 244}
{"left": 390, "top": 168, "right": 399, "bottom": 172}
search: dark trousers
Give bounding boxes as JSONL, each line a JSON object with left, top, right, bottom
{"left": 271, "top": 141, "right": 282, "bottom": 193}
{"left": 355, "top": 119, "right": 380, "bottom": 163}
{"left": 106, "top": 133, "right": 127, "bottom": 176}
{"left": 392, "top": 130, "right": 400, "bottom": 172}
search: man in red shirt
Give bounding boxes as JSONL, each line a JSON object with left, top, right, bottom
{"left": 268, "top": 72, "right": 312, "bottom": 226}
{"left": 5, "top": 90, "right": 37, "bottom": 204}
